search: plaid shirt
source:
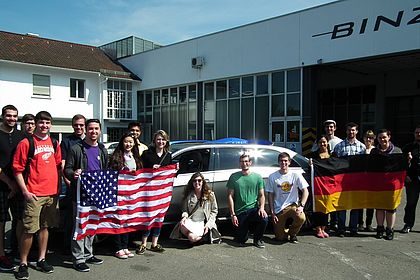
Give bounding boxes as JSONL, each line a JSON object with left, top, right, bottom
{"left": 333, "top": 138, "right": 366, "bottom": 157}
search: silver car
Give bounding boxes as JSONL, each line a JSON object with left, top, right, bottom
{"left": 165, "top": 143, "right": 309, "bottom": 223}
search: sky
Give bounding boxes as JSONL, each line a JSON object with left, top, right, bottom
{"left": 0, "top": 0, "right": 337, "bottom": 46}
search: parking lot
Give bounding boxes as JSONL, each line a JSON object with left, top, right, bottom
{"left": 1, "top": 191, "right": 420, "bottom": 280}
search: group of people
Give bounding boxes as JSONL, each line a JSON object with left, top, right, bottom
{"left": 0, "top": 104, "right": 177, "bottom": 279}
{"left": 310, "top": 119, "right": 419, "bottom": 241}
{"left": 1, "top": 103, "right": 420, "bottom": 278}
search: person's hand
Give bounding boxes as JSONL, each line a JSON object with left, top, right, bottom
{"left": 203, "top": 226, "right": 209, "bottom": 235}
{"left": 23, "top": 191, "right": 37, "bottom": 201}
{"left": 308, "top": 158, "right": 313, "bottom": 166}
{"left": 272, "top": 214, "right": 279, "bottom": 224}
{"left": 73, "top": 169, "right": 82, "bottom": 179}
{"left": 408, "top": 152, "right": 413, "bottom": 162}
{"left": 180, "top": 217, "right": 187, "bottom": 225}
{"left": 295, "top": 206, "right": 304, "bottom": 215}
{"left": 153, "top": 164, "right": 161, "bottom": 169}
{"left": 258, "top": 208, "right": 268, "bottom": 219}
{"left": 231, "top": 215, "right": 239, "bottom": 227}
{"left": 175, "top": 163, "right": 180, "bottom": 170}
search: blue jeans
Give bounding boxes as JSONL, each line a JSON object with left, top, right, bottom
{"left": 235, "top": 208, "right": 268, "bottom": 243}
{"left": 142, "top": 227, "right": 161, "bottom": 238}
{"left": 337, "top": 209, "right": 359, "bottom": 233}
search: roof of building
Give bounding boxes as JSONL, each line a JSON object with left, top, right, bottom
{"left": 0, "top": 31, "right": 140, "bottom": 80}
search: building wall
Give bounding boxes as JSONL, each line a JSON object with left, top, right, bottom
{"left": 120, "top": 0, "right": 420, "bottom": 90}
{"left": 0, "top": 60, "right": 100, "bottom": 123}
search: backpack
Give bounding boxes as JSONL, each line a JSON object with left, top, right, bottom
{"left": 23, "top": 136, "right": 58, "bottom": 183}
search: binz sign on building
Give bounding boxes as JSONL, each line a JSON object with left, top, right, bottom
{"left": 312, "top": 6, "right": 420, "bottom": 40}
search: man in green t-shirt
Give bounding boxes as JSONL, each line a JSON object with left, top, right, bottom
{"left": 227, "top": 154, "right": 268, "bottom": 248}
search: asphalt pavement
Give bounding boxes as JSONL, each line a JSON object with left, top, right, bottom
{"left": 2, "top": 191, "right": 420, "bottom": 280}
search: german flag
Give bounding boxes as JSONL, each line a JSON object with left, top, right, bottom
{"left": 312, "top": 154, "right": 407, "bottom": 214}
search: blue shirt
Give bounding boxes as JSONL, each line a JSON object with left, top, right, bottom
{"left": 333, "top": 138, "right": 366, "bottom": 157}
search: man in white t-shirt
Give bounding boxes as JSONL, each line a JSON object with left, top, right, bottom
{"left": 266, "top": 152, "right": 309, "bottom": 243}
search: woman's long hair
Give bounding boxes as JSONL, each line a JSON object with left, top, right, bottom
{"left": 109, "top": 133, "right": 143, "bottom": 170}
{"left": 183, "top": 172, "right": 213, "bottom": 205}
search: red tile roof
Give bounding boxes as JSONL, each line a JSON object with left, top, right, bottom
{"left": 0, "top": 31, "right": 140, "bottom": 80}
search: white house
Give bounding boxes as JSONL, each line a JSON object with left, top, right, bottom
{"left": 0, "top": 31, "right": 141, "bottom": 142}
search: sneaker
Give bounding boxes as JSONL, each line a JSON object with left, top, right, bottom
{"left": 136, "top": 244, "right": 147, "bottom": 255}
{"left": 15, "top": 264, "right": 29, "bottom": 280}
{"left": 336, "top": 231, "right": 345, "bottom": 238}
{"left": 357, "top": 224, "right": 364, "bottom": 232}
{"left": 149, "top": 244, "right": 165, "bottom": 253}
{"left": 289, "top": 235, "right": 298, "bottom": 244}
{"left": 0, "top": 255, "right": 16, "bottom": 271}
{"left": 401, "top": 225, "right": 411, "bottom": 234}
{"left": 384, "top": 228, "right": 394, "bottom": 240}
{"left": 86, "top": 256, "right": 103, "bottom": 265}
{"left": 123, "top": 249, "right": 134, "bottom": 258}
{"left": 253, "top": 240, "right": 265, "bottom": 249}
{"left": 115, "top": 250, "right": 128, "bottom": 259}
{"left": 349, "top": 231, "right": 360, "bottom": 237}
{"left": 365, "top": 225, "right": 375, "bottom": 232}
{"left": 376, "top": 226, "right": 385, "bottom": 239}
{"left": 73, "top": 262, "right": 90, "bottom": 272}
{"left": 36, "top": 259, "right": 54, "bottom": 273}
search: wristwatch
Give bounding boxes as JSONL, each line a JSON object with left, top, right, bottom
{"left": 298, "top": 202, "right": 305, "bottom": 208}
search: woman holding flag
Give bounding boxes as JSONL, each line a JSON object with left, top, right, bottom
{"left": 108, "top": 133, "right": 143, "bottom": 259}
{"left": 371, "top": 129, "right": 402, "bottom": 240}
{"left": 309, "top": 135, "right": 330, "bottom": 238}
{"left": 137, "top": 130, "right": 173, "bottom": 254}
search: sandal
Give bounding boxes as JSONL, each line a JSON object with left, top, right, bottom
{"left": 124, "top": 249, "right": 134, "bottom": 258}
{"left": 149, "top": 244, "right": 165, "bottom": 253}
{"left": 115, "top": 250, "right": 128, "bottom": 259}
{"left": 135, "top": 244, "right": 147, "bottom": 255}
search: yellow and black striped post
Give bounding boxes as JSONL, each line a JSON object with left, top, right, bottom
{"left": 302, "top": 127, "right": 316, "bottom": 157}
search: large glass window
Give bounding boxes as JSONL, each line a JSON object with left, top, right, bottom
{"left": 272, "top": 94, "right": 285, "bottom": 117}
{"left": 287, "top": 121, "right": 300, "bottom": 142}
{"left": 255, "top": 96, "right": 269, "bottom": 140}
{"left": 242, "top": 76, "right": 254, "bottom": 96}
{"left": 216, "top": 100, "right": 227, "bottom": 139}
{"left": 256, "top": 74, "right": 268, "bottom": 95}
{"left": 216, "top": 80, "right": 227, "bottom": 100}
{"left": 286, "top": 93, "right": 300, "bottom": 116}
{"left": 188, "top": 85, "right": 197, "bottom": 139}
{"left": 287, "top": 69, "right": 301, "bottom": 92}
{"left": 229, "top": 78, "right": 240, "bottom": 98}
{"left": 106, "top": 80, "right": 132, "bottom": 119}
{"left": 33, "top": 74, "right": 50, "bottom": 96}
{"left": 241, "top": 98, "right": 254, "bottom": 139}
{"left": 228, "top": 99, "right": 240, "bottom": 137}
{"left": 272, "top": 71, "right": 285, "bottom": 94}
{"left": 204, "top": 82, "right": 215, "bottom": 140}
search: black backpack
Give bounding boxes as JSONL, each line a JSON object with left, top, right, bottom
{"left": 23, "top": 136, "right": 58, "bottom": 183}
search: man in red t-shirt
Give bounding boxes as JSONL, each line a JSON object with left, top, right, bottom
{"left": 13, "top": 111, "right": 61, "bottom": 280}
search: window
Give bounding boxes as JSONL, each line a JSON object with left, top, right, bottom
{"left": 70, "top": 79, "right": 85, "bottom": 99}
{"left": 106, "top": 80, "right": 133, "bottom": 119}
{"left": 33, "top": 74, "right": 50, "bottom": 96}
{"left": 175, "top": 149, "right": 211, "bottom": 174}
{"left": 242, "top": 76, "right": 254, "bottom": 96}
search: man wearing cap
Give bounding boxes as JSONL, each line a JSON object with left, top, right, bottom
{"left": 312, "top": 120, "right": 342, "bottom": 153}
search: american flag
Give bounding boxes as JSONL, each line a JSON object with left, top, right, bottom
{"left": 74, "top": 164, "right": 177, "bottom": 240}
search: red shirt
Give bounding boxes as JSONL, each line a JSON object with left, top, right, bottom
{"left": 13, "top": 135, "right": 61, "bottom": 196}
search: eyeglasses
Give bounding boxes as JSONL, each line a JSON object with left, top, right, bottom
{"left": 193, "top": 179, "right": 202, "bottom": 183}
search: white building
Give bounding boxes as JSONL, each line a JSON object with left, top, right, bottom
{"left": 0, "top": 31, "right": 140, "bottom": 142}
{"left": 119, "top": 0, "right": 420, "bottom": 154}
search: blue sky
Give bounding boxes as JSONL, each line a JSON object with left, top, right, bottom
{"left": 0, "top": 0, "right": 337, "bottom": 46}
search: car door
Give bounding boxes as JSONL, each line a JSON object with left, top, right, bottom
{"left": 165, "top": 147, "right": 214, "bottom": 223}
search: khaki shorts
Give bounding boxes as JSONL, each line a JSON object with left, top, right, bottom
{"left": 23, "top": 196, "right": 59, "bottom": 234}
